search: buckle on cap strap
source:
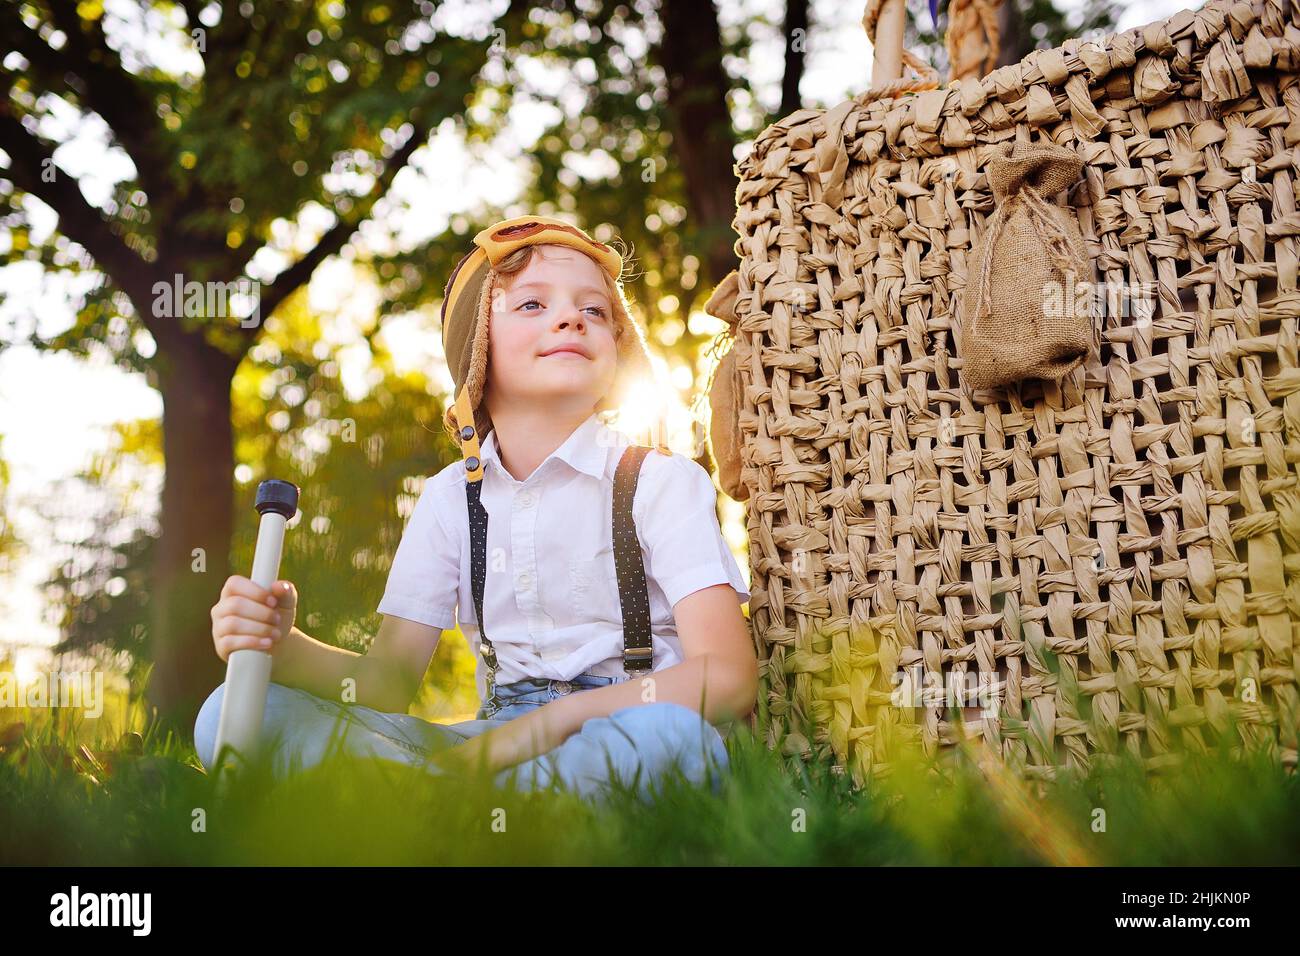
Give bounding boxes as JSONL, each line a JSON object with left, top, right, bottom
{"left": 454, "top": 386, "right": 484, "bottom": 482}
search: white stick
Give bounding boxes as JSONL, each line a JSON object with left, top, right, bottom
{"left": 211, "top": 481, "right": 297, "bottom": 780}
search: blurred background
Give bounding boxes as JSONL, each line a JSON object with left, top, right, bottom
{"left": 0, "top": 0, "right": 1189, "bottom": 736}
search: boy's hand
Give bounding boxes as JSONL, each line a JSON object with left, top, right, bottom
{"left": 430, "top": 733, "right": 512, "bottom": 778}
{"left": 430, "top": 702, "right": 573, "bottom": 777}
{"left": 210, "top": 575, "right": 298, "bottom": 662}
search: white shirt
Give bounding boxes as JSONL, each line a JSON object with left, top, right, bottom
{"left": 376, "top": 411, "right": 751, "bottom": 702}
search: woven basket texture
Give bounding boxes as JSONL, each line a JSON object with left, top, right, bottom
{"left": 731, "top": 0, "right": 1300, "bottom": 782}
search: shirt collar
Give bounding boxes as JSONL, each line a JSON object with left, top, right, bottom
{"left": 480, "top": 412, "right": 625, "bottom": 481}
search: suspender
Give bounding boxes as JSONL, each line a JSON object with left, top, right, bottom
{"left": 465, "top": 443, "right": 658, "bottom": 708}
{"left": 612, "top": 445, "right": 654, "bottom": 672}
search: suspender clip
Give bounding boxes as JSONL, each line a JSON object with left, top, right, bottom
{"left": 622, "top": 646, "right": 654, "bottom": 672}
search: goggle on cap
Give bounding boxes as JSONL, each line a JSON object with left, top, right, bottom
{"left": 441, "top": 214, "right": 657, "bottom": 480}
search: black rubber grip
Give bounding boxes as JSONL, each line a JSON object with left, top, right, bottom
{"left": 255, "top": 478, "right": 299, "bottom": 518}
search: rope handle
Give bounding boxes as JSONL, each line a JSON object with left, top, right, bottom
{"left": 860, "top": 0, "right": 1005, "bottom": 102}
{"left": 861, "top": 0, "right": 940, "bottom": 102}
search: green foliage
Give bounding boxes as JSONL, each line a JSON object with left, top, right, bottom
{"left": 1, "top": 0, "right": 486, "bottom": 360}
{"left": 1, "top": 695, "right": 1296, "bottom": 865}
{"left": 0, "top": 434, "right": 21, "bottom": 572}
{"left": 39, "top": 420, "right": 160, "bottom": 688}
{"left": 227, "top": 295, "right": 479, "bottom": 713}
{"left": 40, "top": 291, "right": 478, "bottom": 715}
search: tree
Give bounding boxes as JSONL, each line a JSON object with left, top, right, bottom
{"left": 2, "top": 0, "right": 1120, "bottom": 735}
{"left": 1, "top": 0, "right": 484, "bottom": 729}
{"left": 43, "top": 297, "right": 481, "bottom": 722}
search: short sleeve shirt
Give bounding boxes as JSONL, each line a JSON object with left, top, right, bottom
{"left": 376, "top": 412, "right": 750, "bottom": 702}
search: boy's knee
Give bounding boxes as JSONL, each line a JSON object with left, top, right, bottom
{"left": 611, "top": 702, "right": 728, "bottom": 765}
{"left": 534, "top": 702, "right": 729, "bottom": 803}
{"left": 193, "top": 682, "right": 226, "bottom": 770}
{"left": 192, "top": 680, "right": 301, "bottom": 771}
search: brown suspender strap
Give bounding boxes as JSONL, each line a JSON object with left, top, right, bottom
{"left": 464, "top": 475, "right": 496, "bottom": 687}
{"left": 612, "top": 444, "right": 655, "bottom": 672}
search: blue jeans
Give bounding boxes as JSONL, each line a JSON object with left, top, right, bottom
{"left": 193, "top": 673, "right": 730, "bottom": 805}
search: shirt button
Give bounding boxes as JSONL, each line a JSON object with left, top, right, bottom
{"left": 517, "top": 491, "right": 534, "bottom": 508}
{"left": 517, "top": 572, "right": 532, "bottom": 587}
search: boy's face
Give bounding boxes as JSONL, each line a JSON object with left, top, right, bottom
{"left": 485, "top": 244, "right": 619, "bottom": 417}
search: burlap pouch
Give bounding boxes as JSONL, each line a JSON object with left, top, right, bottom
{"left": 703, "top": 270, "right": 748, "bottom": 502}
{"left": 960, "top": 140, "right": 1094, "bottom": 389}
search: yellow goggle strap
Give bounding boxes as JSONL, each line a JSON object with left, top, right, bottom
{"left": 452, "top": 385, "right": 484, "bottom": 483}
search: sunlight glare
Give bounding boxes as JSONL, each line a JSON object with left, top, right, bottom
{"left": 612, "top": 377, "right": 701, "bottom": 457}
{"left": 12, "top": 650, "right": 40, "bottom": 688}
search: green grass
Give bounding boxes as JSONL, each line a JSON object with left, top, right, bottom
{"left": 2, "top": 695, "right": 1298, "bottom": 866}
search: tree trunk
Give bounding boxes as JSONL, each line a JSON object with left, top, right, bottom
{"left": 779, "top": 0, "right": 809, "bottom": 119}
{"left": 997, "top": 0, "right": 1026, "bottom": 68}
{"left": 656, "top": 0, "right": 741, "bottom": 285}
{"left": 145, "top": 334, "right": 241, "bottom": 734}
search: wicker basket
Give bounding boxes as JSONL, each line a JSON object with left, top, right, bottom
{"left": 732, "top": 0, "right": 1300, "bottom": 783}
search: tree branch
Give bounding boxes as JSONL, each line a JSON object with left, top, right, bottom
{"left": 0, "top": 102, "right": 171, "bottom": 346}
{"left": 43, "top": 0, "right": 173, "bottom": 200}
{"left": 0, "top": 5, "right": 86, "bottom": 102}
{"left": 250, "top": 119, "right": 430, "bottom": 330}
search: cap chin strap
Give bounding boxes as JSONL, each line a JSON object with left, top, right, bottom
{"left": 453, "top": 385, "right": 484, "bottom": 483}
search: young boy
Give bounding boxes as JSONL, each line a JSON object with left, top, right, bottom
{"left": 196, "top": 215, "right": 756, "bottom": 804}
